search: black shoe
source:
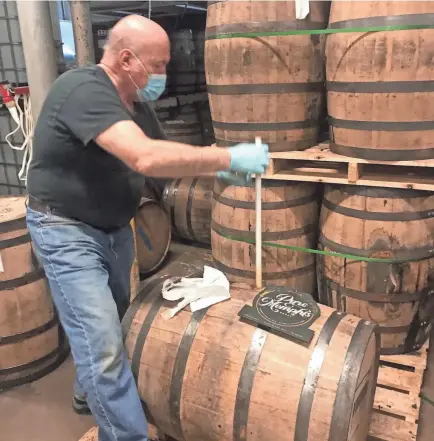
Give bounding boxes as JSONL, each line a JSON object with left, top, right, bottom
{"left": 72, "top": 394, "right": 92, "bottom": 415}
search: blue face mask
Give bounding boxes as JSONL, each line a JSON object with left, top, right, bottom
{"left": 129, "top": 51, "right": 167, "bottom": 102}
{"left": 136, "top": 74, "right": 167, "bottom": 102}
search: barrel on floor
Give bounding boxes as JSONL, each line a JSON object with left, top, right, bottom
{"left": 162, "top": 177, "right": 214, "bottom": 245}
{"left": 0, "top": 196, "right": 69, "bottom": 391}
{"left": 122, "top": 272, "right": 380, "bottom": 441}
{"left": 134, "top": 198, "right": 171, "bottom": 276}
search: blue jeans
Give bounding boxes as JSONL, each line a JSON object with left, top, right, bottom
{"left": 26, "top": 207, "right": 148, "bottom": 441}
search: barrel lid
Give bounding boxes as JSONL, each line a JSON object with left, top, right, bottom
{"left": 0, "top": 196, "right": 27, "bottom": 223}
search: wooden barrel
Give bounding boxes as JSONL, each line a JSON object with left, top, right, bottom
{"left": 194, "top": 30, "right": 206, "bottom": 92}
{"left": 122, "top": 274, "right": 380, "bottom": 441}
{"left": 168, "top": 29, "right": 197, "bottom": 95}
{"left": 326, "top": 2, "right": 434, "bottom": 160}
{"left": 211, "top": 180, "right": 319, "bottom": 292}
{"left": 79, "top": 424, "right": 162, "bottom": 441}
{"left": 0, "top": 196, "right": 69, "bottom": 391}
{"left": 79, "top": 427, "right": 98, "bottom": 441}
{"left": 205, "top": 1, "right": 329, "bottom": 152}
{"left": 156, "top": 104, "right": 204, "bottom": 146}
{"left": 129, "top": 218, "right": 140, "bottom": 302}
{"left": 317, "top": 185, "right": 434, "bottom": 355}
{"left": 197, "top": 101, "right": 215, "bottom": 146}
{"left": 162, "top": 120, "right": 203, "bottom": 146}
{"left": 162, "top": 177, "right": 214, "bottom": 245}
{"left": 134, "top": 198, "right": 171, "bottom": 276}
{"left": 156, "top": 103, "right": 199, "bottom": 124}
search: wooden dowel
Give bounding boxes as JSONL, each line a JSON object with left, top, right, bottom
{"left": 130, "top": 218, "right": 140, "bottom": 301}
{"left": 255, "top": 136, "right": 262, "bottom": 289}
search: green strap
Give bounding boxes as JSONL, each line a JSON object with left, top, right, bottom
{"left": 420, "top": 392, "right": 434, "bottom": 408}
{"left": 206, "top": 24, "right": 434, "bottom": 40}
{"left": 220, "top": 233, "right": 425, "bottom": 264}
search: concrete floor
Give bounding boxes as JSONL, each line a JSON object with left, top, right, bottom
{"left": 1, "top": 242, "right": 433, "bottom": 441}
{"left": 0, "top": 356, "right": 95, "bottom": 441}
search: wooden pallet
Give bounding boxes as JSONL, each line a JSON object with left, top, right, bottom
{"left": 369, "top": 341, "right": 430, "bottom": 441}
{"left": 79, "top": 426, "right": 98, "bottom": 441}
{"left": 79, "top": 424, "right": 164, "bottom": 441}
{"left": 265, "top": 143, "right": 434, "bottom": 191}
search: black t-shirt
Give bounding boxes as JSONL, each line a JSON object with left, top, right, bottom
{"left": 27, "top": 65, "right": 166, "bottom": 230}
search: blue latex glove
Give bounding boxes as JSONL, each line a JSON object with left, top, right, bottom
{"left": 227, "top": 142, "right": 270, "bottom": 174}
{"left": 216, "top": 171, "right": 253, "bottom": 186}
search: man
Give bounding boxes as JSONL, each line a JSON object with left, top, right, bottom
{"left": 25, "top": 14, "right": 268, "bottom": 441}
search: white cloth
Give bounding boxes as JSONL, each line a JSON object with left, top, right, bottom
{"left": 295, "top": 0, "right": 309, "bottom": 20}
{"left": 160, "top": 266, "right": 230, "bottom": 320}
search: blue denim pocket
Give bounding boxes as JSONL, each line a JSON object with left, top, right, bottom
{"left": 31, "top": 209, "right": 82, "bottom": 228}
{"left": 26, "top": 206, "right": 47, "bottom": 226}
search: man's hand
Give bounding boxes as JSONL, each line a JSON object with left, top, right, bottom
{"left": 227, "top": 142, "right": 270, "bottom": 174}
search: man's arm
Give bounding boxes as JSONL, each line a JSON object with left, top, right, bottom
{"left": 96, "top": 120, "right": 231, "bottom": 178}
{"left": 57, "top": 81, "right": 267, "bottom": 178}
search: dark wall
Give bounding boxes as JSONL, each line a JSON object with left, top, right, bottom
{"left": 92, "top": 12, "right": 207, "bottom": 63}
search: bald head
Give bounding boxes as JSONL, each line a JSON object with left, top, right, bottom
{"left": 100, "top": 15, "right": 170, "bottom": 105}
{"left": 105, "top": 15, "right": 169, "bottom": 55}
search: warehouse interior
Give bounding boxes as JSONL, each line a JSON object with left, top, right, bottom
{"left": 1, "top": 1, "right": 434, "bottom": 441}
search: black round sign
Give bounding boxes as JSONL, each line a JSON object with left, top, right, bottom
{"left": 253, "top": 287, "right": 320, "bottom": 328}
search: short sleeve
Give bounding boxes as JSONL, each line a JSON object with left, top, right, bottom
{"left": 57, "top": 81, "right": 133, "bottom": 146}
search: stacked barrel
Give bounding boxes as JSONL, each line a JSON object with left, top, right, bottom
{"left": 198, "top": 0, "right": 434, "bottom": 356}
{"left": 326, "top": 1, "right": 434, "bottom": 161}
{"left": 167, "top": 30, "right": 197, "bottom": 95}
{"left": 205, "top": 0, "right": 329, "bottom": 295}
{"left": 161, "top": 0, "right": 331, "bottom": 260}
{"left": 155, "top": 29, "right": 215, "bottom": 147}
{"left": 316, "top": 1, "right": 434, "bottom": 356}
{"left": 317, "top": 186, "right": 434, "bottom": 355}
{"left": 194, "top": 30, "right": 207, "bottom": 93}
{"left": 212, "top": 179, "right": 319, "bottom": 293}
{"left": 154, "top": 103, "right": 204, "bottom": 146}
{"left": 117, "top": 3, "right": 434, "bottom": 441}
{"left": 206, "top": 1, "right": 329, "bottom": 151}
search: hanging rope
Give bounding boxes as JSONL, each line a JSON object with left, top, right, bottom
{"left": 5, "top": 93, "right": 34, "bottom": 183}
